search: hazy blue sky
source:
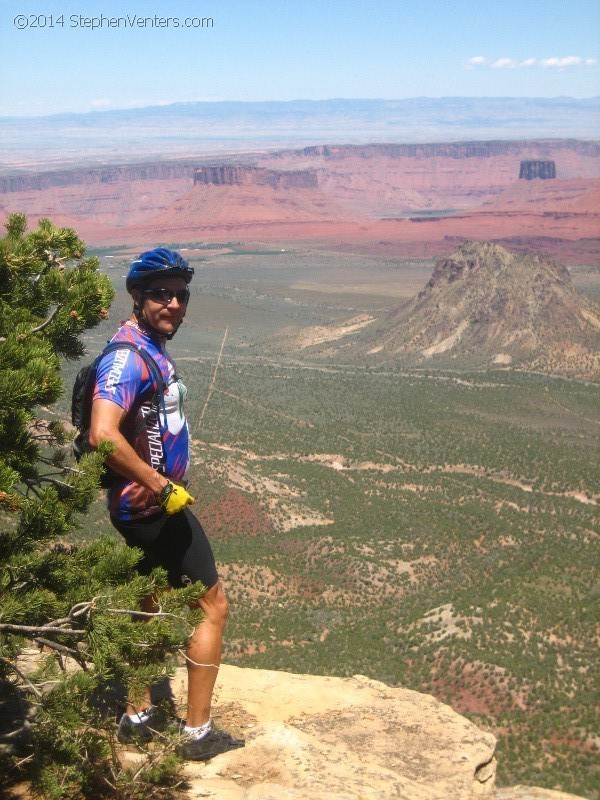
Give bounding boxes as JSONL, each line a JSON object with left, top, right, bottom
{"left": 1, "top": 0, "right": 599, "bottom": 117}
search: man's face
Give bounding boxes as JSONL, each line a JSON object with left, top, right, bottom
{"left": 136, "top": 276, "right": 189, "bottom": 337}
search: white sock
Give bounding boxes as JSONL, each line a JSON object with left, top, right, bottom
{"left": 183, "top": 719, "right": 212, "bottom": 740}
{"left": 126, "top": 709, "right": 151, "bottom": 724}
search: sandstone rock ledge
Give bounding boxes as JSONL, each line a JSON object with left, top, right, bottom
{"left": 170, "top": 664, "right": 497, "bottom": 800}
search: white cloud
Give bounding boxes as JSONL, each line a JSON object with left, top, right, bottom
{"left": 465, "top": 55, "right": 597, "bottom": 71}
{"left": 491, "top": 58, "right": 518, "bottom": 69}
{"left": 90, "top": 98, "right": 111, "bottom": 108}
{"left": 540, "top": 56, "right": 583, "bottom": 68}
{"left": 465, "top": 56, "right": 488, "bottom": 69}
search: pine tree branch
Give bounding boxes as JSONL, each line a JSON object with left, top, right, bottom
{"left": 68, "top": 601, "right": 93, "bottom": 619}
{"left": 46, "top": 616, "right": 74, "bottom": 627}
{"left": 31, "top": 255, "right": 52, "bottom": 284}
{"left": 0, "top": 722, "right": 31, "bottom": 741}
{"left": 21, "top": 479, "right": 42, "bottom": 499}
{"left": 33, "top": 637, "right": 88, "bottom": 667}
{"left": 42, "top": 465, "right": 66, "bottom": 473}
{"left": 38, "top": 457, "right": 80, "bottom": 475}
{"left": 38, "top": 476, "right": 75, "bottom": 496}
{"left": 102, "top": 775, "right": 118, "bottom": 793}
{"left": 30, "top": 433, "right": 60, "bottom": 446}
{"left": 29, "top": 304, "right": 62, "bottom": 334}
{"left": 0, "top": 623, "right": 85, "bottom": 638}
{"left": 106, "top": 608, "right": 195, "bottom": 636}
{"left": 28, "top": 419, "right": 62, "bottom": 446}
{"left": 11, "top": 753, "right": 35, "bottom": 768}
{"left": 131, "top": 743, "right": 176, "bottom": 782}
{"left": 6, "top": 565, "right": 31, "bottom": 591}
{"left": 105, "top": 607, "right": 192, "bottom": 627}
{"left": 0, "top": 654, "right": 43, "bottom": 698}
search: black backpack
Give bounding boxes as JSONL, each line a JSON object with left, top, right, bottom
{"left": 71, "top": 341, "right": 166, "bottom": 488}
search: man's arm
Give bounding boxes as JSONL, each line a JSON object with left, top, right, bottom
{"left": 89, "top": 398, "right": 168, "bottom": 496}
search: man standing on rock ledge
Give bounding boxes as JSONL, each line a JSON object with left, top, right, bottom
{"left": 88, "top": 247, "right": 244, "bottom": 760}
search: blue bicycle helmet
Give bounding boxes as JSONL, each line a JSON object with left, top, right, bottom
{"left": 126, "top": 248, "right": 194, "bottom": 292}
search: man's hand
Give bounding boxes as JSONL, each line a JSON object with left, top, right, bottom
{"left": 157, "top": 481, "right": 195, "bottom": 515}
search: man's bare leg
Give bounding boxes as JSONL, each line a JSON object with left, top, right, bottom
{"left": 185, "top": 580, "right": 229, "bottom": 727}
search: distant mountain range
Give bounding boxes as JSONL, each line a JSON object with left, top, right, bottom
{"left": 1, "top": 97, "right": 599, "bottom": 170}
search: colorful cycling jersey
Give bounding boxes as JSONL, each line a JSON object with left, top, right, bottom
{"left": 93, "top": 319, "right": 190, "bottom": 521}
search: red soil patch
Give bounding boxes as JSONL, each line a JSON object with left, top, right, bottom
{"left": 200, "top": 487, "right": 275, "bottom": 540}
{"left": 427, "top": 658, "right": 530, "bottom": 717}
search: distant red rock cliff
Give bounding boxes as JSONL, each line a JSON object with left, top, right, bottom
{"left": 0, "top": 139, "right": 598, "bottom": 262}
{"left": 0, "top": 162, "right": 197, "bottom": 194}
{"left": 194, "top": 166, "right": 319, "bottom": 189}
{"left": 272, "top": 140, "right": 600, "bottom": 161}
{"left": 519, "top": 160, "right": 557, "bottom": 180}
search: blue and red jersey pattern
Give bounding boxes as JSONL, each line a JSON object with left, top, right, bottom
{"left": 93, "top": 320, "right": 190, "bottom": 521}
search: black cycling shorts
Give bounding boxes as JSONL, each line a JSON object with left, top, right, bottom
{"left": 111, "top": 508, "right": 218, "bottom": 591}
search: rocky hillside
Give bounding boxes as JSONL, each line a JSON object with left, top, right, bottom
{"left": 157, "top": 664, "right": 586, "bottom": 800}
{"left": 350, "top": 242, "right": 600, "bottom": 377}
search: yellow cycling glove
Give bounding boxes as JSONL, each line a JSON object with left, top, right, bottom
{"left": 156, "top": 481, "right": 195, "bottom": 515}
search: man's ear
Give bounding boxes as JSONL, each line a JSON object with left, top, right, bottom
{"left": 131, "top": 289, "right": 142, "bottom": 312}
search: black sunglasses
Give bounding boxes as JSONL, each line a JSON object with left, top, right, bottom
{"left": 143, "top": 287, "right": 190, "bottom": 304}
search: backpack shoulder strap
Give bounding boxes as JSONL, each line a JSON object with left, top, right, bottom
{"left": 99, "top": 342, "right": 167, "bottom": 426}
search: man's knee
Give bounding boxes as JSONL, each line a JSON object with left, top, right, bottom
{"left": 195, "top": 581, "right": 229, "bottom": 627}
